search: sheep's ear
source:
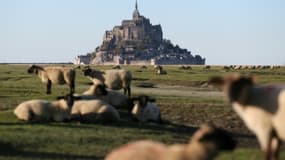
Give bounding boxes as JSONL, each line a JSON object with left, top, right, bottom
{"left": 148, "top": 98, "right": 156, "bottom": 102}
{"left": 247, "top": 74, "right": 256, "bottom": 84}
{"left": 131, "top": 97, "right": 139, "bottom": 101}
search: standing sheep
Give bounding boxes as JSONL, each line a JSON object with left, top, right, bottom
{"left": 155, "top": 65, "right": 167, "bottom": 75}
{"left": 131, "top": 95, "right": 161, "bottom": 123}
{"left": 14, "top": 93, "right": 77, "bottom": 122}
{"left": 27, "top": 65, "right": 75, "bottom": 94}
{"left": 209, "top": 74, "right": 285, "bottom": 160}
{"left": 105, "top": 124, "right": 236, "bottom": 160}
{"left": 71, "top": 99, "right": 120, "bottom": 123}
{"left": 82, "top": 67, "right": 132, "bottom": 97}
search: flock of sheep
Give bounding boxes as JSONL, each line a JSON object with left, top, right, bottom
{"left": 11, "top": 64, "right": 285, "bottom": 160}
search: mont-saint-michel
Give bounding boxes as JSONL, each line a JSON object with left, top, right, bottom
{"left": 75, "top": 1, "right": 205, "bottom": 65}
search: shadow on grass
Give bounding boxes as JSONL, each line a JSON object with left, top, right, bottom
{"left": 0, "top": 141, "right": 103, "bottom": 160}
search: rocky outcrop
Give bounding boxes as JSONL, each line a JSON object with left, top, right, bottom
{"left": 87, "top": 1, "right": 206, "bottom": 65}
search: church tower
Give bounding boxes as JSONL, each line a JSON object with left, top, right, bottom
{"left": 133, "top": 0, "right": 140, "bottom": 20}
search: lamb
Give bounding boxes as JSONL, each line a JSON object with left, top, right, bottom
{"left": 83, "top": 84, "right": 133, "bottom": 112}
{"left": 105, "top": 124, "right": 236, "bottom": 160}
{"left": 71, "top": 99, "right": 120, "bottom": 123}
{"left": 82, "top": 66, "right": 132, "bottom": 97}
{"left": 27, "top": 65, "right": 75, "bottom": 94}
{"left": 14, "top": 93, "right": 77, "bottom": 122}
{"left": 209, "top": 74, "right": 285, "bottom": 160}
{"left": 131, "top": 95, "right": 161, "bottom": 123}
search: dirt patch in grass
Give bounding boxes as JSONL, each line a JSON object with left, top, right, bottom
{"left": 159, "top": 102, "right": 259, "bottom": 148}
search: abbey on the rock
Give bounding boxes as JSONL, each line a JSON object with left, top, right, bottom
{"left": 75, "top": 1, "right": 205, "bottom": 65}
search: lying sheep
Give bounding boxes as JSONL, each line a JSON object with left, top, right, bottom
{"left": 27, "top": 65, "right": 75, "bottom": 94}
{"left": 105, "top": 124, "right": 236, "bottom": 160}
{"left": 82, "top": 66, "right": 132, "bottom": 97}
{"left": 14, "top": 93, "right": 77, "bottom": 122}
{"left": 131, "top": 95, "right": 161, "bottom": 123}
{"left": 71, "top": 99, "right": 120, "bottom": 123}
{"left": 209, "top": 74, "right": 285, "bottom": 160}
{"left": 83, "top": 84, "right": 133, "bottom": 112}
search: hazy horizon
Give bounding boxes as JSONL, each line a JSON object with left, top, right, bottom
{"left": 1, "top": 0, "right": 284, "bottom": 65}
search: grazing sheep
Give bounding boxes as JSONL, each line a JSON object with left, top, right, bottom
{"left": 105, "top": 124, "right": 236, "bottom": 160}
{"left": 83, "top": 84, "right": 133, "bottom": 112}
{"left": 179, "top": 65, "right": 192, "bottom": 70}
{"left": 71, "top": 99, "right": 120, "bottom": 123}
{"left": 209, "top": 74, "right": 285, "bottom": 160}
{"left": 140, "top": 65, "right": 148, "bottom": 69}
{"left": 203, "top": 65, "right": 211, "bottom": 70}
{"left": 14, "top": 93, "right": 76, "bottom": 122}
{"left": 112, "top": 65, "right": 121, "bottom": 69}
{"left": 82, "top": 66, "right": 132, "bottom": 97}
{"left": 27, "top": 65, "right": 75, "bottom": 94}
{"left": 131, "top": 95, "right": 161, "bottom": 123}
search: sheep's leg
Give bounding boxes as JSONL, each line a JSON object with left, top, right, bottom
{"left": 270, "top": 134, "right": 281, "bottom": 160}
{"left": 126, "top": 86, "right": 131, "bottom": 97}
{"left": 70, "top": 80, "right": 75, "bottom": 94}
{"left": 46, "top": 80, "right": 52, "bottom": 94}
{"left": 271, "top": 138, "right": 280, "bottom": 160}
{"left": 265, "top": 130, "right": 280, "bottom": 160}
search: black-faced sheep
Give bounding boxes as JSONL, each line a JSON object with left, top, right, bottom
{"left": 82, "top": 66, "right": 132, "bottom": 97}
{"left": 14, "top": 93, "right": 77, "bottom": 122}
{"left": 155, "top": 65, "right": 167, "bottom": 75}
{"left": 83, "top": 84, "right": 133, "bottom": 112}
{"left": 131, "top": 95, "right": 161, "bottom": 123}
{"left": 209, "top": 74, "right": 285, "bottom": 160}
{"left": 105, "top": 124, "right": 236, "bottom": 160}
{"left": 71, "top": 99, "right": 120, "bottom": 123}
{"left": 112, "top": 65, "right": 121, "bottom": 69}
{"left": 27, "top": 65, "right": 75, "bottom": 94}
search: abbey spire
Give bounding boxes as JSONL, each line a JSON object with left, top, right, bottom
{"left": 135, "top": 0, "right": 138, "bottom": 10}
{"left": 133, "top": 0, "right": 140, "bottom": 20}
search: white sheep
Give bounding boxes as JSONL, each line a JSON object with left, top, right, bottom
{"left": 71, "top": 99, "right": 120, "bottom": 123}
{"left": 27, "top": 65, "right": 76, "bottom": 94}
{"left": 83, "top": 84, "right": 133, "bottom": 112}
{"left": 131, "top": 95, "right": 161, "bottom": 123}
{"left": 82, "top": 66, "right": 132, "bottom": 97}
{"left": 14, "top": 94, "right": 76, "bottom": 122}
{"left": 209, "top": 74, "right": 285, "bottom": 160}
{"left": 105, "top": 124, "right": 236, "bottom": 160}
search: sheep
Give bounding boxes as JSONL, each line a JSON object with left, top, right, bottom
{"left": 203, "top": 65, "right": 211, "bottom": 70}
{"left": 83, "top": 84, "right": 133, "bottom": 112}
{"left": 131, "top": 95, "right": 161, "bottom": 123}
{"left": 82, "top": 66, "right": 132, "bottom": 97}
{"left": 155, "top": 65, "right": 167, "bottom": 75}
{"left": 179, "top": 65, "right": 192, "bottom": 70}
{"left": 105, "top": 124, "right": 236, "bottom": 160}
{"left": 71, "top": 99, "right": 120, "bottom": 123}
{"left": 209, "top": 74, "right": 285, "bottom": 160}
{"left": 14, "top": 93, "right": 77, "bottom": 122}
{"left": 27, "top": 65, "right": 75, "bottom": 94}
{"left": 112, "top": 65, "right": 121, "bottom": 69}
{"left": 140, "top": 65, "right": 148, "bottom": 69}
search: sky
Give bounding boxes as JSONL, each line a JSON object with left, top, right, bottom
{"left": 0, "top": 0, "right": 284, "bottom": 65}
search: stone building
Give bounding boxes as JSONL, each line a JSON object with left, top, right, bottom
{"left": 77, "top": 1, "right": 205, "bottom": 65}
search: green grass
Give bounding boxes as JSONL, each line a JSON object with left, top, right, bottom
{"left": 0, "top": 64, "right": 285, "bottom": 160}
